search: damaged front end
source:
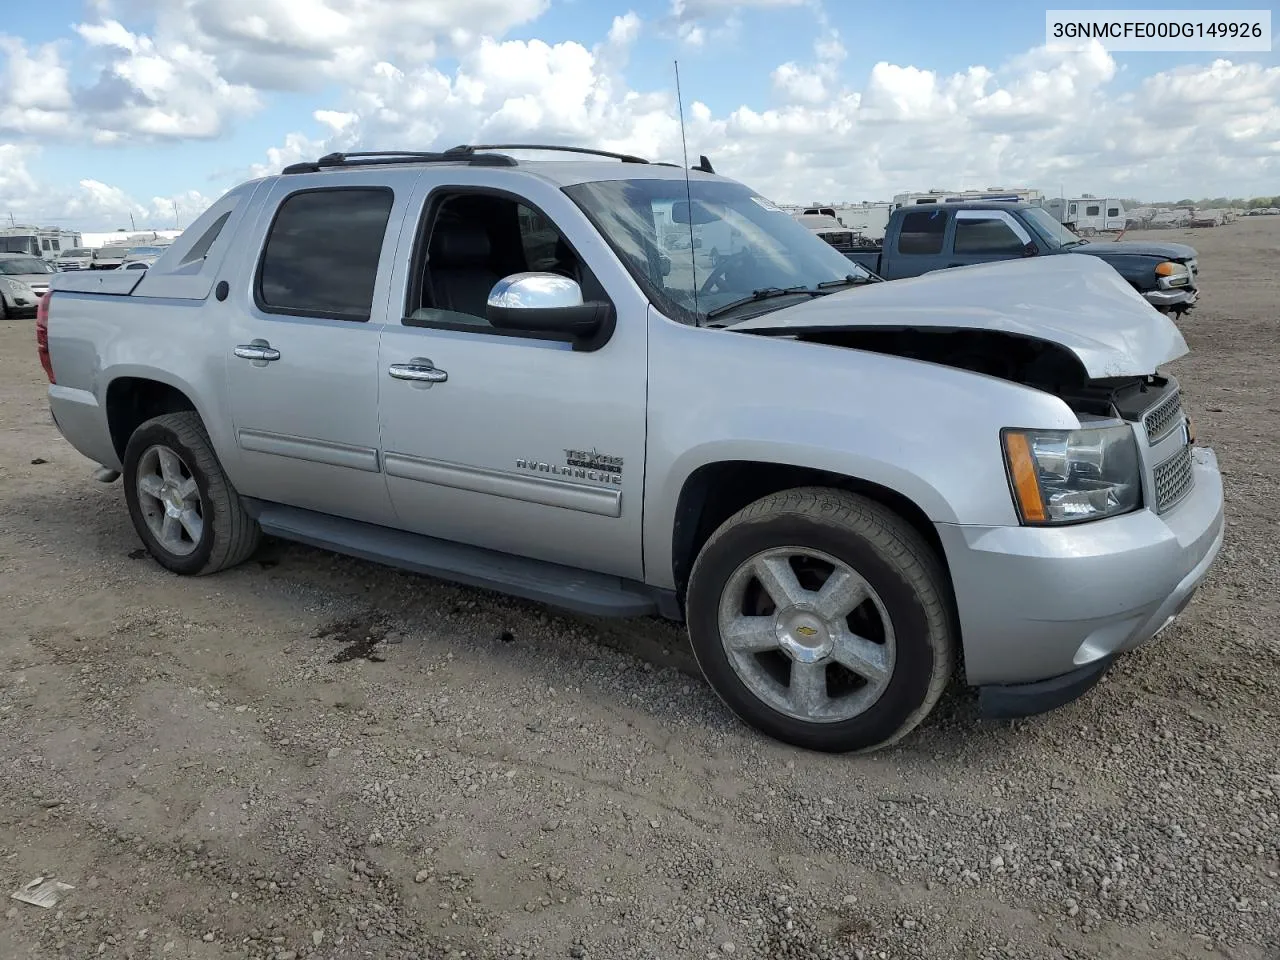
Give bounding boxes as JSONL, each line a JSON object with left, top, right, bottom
{"left": 726, "top": 254, "right": 1191, "bottom": 420}
{"left": 773, "top": 324, "right": 1177, "bottom": 422}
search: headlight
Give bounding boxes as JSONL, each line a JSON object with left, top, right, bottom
{"left": 1155, "top": 261, "right": 1190, "bottom": 288}
{"left": 1, "top": 278, "right": 28, "bottom": 296}
{"left": 1002, "top": 424, "right": 1142, "bottom": 524}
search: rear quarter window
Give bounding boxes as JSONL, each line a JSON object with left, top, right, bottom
{"left": 255, "top": 187, "right": 395, "bottom": 322}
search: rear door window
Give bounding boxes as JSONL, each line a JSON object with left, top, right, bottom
{"left": 256, "top": 187, "right": 394, "bottom": 321}
{"left": 897, "top": 210, "right": 947, "bottom": 255}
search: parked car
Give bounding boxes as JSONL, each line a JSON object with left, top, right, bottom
{"left": 121, "top": 245, "right": 168, "bottom": 268}
{"left": 55, "top": 247, "right": 96, "bottom": 271}
{"left": 39, "top": 145, "right": 1224, "bottom": 753}
{"left": 846, "top": 202, "right": 1200, "bottom": 314}
{"left": 0, "top": 253, "right": 55, "bottom": 316}
{"left": 90, "top": 245, "right": 130, "bottom": 270}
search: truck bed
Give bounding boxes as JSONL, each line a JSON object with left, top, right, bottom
{"left": 844, "top": 249, "right": 883, "bottom": 274}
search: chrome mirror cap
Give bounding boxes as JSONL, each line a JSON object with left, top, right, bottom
{"left": 487, "top": 272, "right": 584, "bottom": 310}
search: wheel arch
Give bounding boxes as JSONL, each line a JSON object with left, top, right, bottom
{"left": 668, "top": 459, "right": 955, "bottom": 616}
{"left": 105, "top": 374, "right": 202, "bottom": 464}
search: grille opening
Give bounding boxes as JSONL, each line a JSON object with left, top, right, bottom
{"left": 1143, "top": 390, "right": 1184, "bottom": 444}
{"left": 1153, "top": 444, "right": 1195, "bottom": 513}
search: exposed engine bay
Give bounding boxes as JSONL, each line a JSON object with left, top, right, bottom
{"left": 752, "top": 327, "right": 1175, "bottom": 420}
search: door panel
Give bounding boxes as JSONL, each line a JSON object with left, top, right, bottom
{"left": 376, "top": 180, "right": 648, "bottom": 580}
{"left": 889, "top": 208, "right": 950, "bottom": 278}
{"left": 222, "top": 174, "right": 416, "bottom": 527}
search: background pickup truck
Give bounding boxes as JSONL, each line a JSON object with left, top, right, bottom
{"left": 846, "top": 202, "right": 1200, "bottom": 314}
{"left": 39, "top": 145, "right": 1223, "bottom": 755}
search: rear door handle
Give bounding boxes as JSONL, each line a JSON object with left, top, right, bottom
{"left": 234, "top": 340, "right": 280, "bottom": 363}
{"left": 388, "top": 359, "right": 448, "bottom": 383}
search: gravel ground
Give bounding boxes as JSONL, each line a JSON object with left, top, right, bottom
{"left": 0, "top": 219, "right": 1277, "bottom": 960}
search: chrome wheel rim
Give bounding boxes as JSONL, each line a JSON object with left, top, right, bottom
{"left": 717, "top": 546, "right": 896, "bottom": 724}
{"left": 136, "top": 444, "right": 204, "bottom": 557}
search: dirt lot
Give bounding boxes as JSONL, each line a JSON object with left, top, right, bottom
{"left": 1, "top": 220, "right": 1277, "bottom": 960}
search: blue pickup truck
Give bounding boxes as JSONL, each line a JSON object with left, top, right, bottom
{"left": 845, "top": 202, "right": 1200, "bottom": 314}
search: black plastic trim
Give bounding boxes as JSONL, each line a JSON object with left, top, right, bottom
{"left": 446, "top": 143, "right": 649, "bottom": 164}
{"left": 282, "top": 150, "right": 517, "bottom": 174}
{"left": 977, "top": 654, "right": 1116, "bottom": 720}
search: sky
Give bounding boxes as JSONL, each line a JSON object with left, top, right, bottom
{"left": 0, "top": 0, "right": 1277, "bottom": 231}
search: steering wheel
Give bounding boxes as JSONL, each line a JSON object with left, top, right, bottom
{"left": 698, "top": 249, "right": 754, "bottom": 297}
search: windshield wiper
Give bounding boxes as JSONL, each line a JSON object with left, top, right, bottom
{"left": 817, "top": 273, "right": 875, "bottom": 289}
{"left": 703, "top": 285, "right": 821, "bottom": 322}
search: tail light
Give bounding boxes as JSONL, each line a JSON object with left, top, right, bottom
{"left": 36, "top": 291, "right": 54, "bottom": 383}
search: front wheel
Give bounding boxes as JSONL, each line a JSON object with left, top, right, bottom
{"left": 122, "top": 411, "right": 261, "bottom": 575}
{"left": 686, "top": 487, "right": 955, "bottom": 753}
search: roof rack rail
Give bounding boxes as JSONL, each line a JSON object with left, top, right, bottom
{"left": 445, "top": 143, "right": 650, "bottom": 164}
{"left": 281, "top": 149, "right": 517, "bottom": 175}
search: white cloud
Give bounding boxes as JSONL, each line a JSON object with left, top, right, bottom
{"left": 0, "top": 143, "right": 217, "bottom": 232}
{"left": 1, "top": 4, "right": 1279, "bottom": 233}
{"left": 234, "top": 26, "right": 1279, "bottom": 204}
{"left": 101, "top": 0, "right": 551, "bottom": 88}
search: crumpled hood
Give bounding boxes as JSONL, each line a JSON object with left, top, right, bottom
{"left": 1069, "top": 239, "right": 1198, "bottom": 261}
{"left": 728, "top": 254, "right": 1189, "bottom": 379}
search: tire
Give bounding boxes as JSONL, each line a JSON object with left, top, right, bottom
{"left": 122, "top": 411, "right": 261, "bottom": 576}
{"left": 0, "top": 297, "right": 8, "bottom": 320}
{"left": 686, "top": 487, "right": 955, "bottom": 753}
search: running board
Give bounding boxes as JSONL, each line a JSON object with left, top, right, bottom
{"left": 249, "top": 502, "right": 659, "bottom": 619}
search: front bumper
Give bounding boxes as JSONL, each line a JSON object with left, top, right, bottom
{"left": 936, "top": 446, "right": 1224, "bottom": 702}
{"left": 1143, "top": 286, "right": 1198, "bottom": 309}
{"left": 2, "top": 295, "right": 37, "bottom": 317}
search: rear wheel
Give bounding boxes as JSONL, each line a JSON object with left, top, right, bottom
{"left": 686, "top": 487, "right": 955, "bottom": 753}
{"left": 122, "top": 411, "right": 260, "bottom": 575}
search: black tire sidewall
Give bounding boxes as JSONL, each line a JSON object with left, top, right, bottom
{"left": 688, "top": 512, "right": 941, "bottom": 752}
{"left": 123, "top": 420, "right": 217, "bottom": 575}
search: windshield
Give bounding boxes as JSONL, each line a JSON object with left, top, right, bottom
{"left": 62, "top": 248, "right": 92, "bottom": 257}
{"left": 0, "top": 237, "right": 40, "bottom": 256}
{"left": 126, "top": 246, "right": 164, "bottom": 257}
{"left": 95, "top": 247, "right": 125, "bottom": 259}
{"left": 1022, "top": 207, "right": 1084, "bottom": 248}
{"left": 0, "top": 257, "right": 52, "bottom": 275}
{"left": 563, "top": 178, "right": 875, "bottom": 324}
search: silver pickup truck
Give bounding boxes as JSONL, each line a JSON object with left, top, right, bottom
{"left": 38, "top": 145, "right": 1224, "bottom": 753}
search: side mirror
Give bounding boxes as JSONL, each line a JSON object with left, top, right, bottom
{"left": 486, "top": 272, "right": 613, "bottom": 340}
{"left": 1021, "top": 241, "right": 1039, "bottom": 257}
{"left": 658, "top": 253, "right": 672, "bottom": 277}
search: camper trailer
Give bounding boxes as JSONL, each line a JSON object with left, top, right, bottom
{"left": 1043, "top": 197, "right": 1127, "bottom": 235}
{"left": 0, "top": 225, "right": 83, "bottom": 262}
{"left": 891, "top": 187, "right": 1045, "bottom": 210}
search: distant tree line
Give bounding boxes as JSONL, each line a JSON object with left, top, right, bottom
{"left": 1129, "top": 196, "right": 1280, "bottom": 209}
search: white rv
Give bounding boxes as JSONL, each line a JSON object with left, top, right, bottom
{"left": 1042, "top": 197, "right": 1126, "bottom": 235}
{"left": 891, "top": 187, "right": 1045, "bottom": 210}
{"left": 0, "top": 225, "right": 84, "bottom": 262}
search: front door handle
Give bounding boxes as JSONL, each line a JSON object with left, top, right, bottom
{"left": 234, "top": 340, "right": 281, "bottom": 363}
{"left": 388, "top": 359, "right": 448, "bottom": 384}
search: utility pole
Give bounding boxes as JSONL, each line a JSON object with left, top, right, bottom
{"left": 129, "top": 212, "right": 136, "bottom": 231}
{"left": 173, "top": 200, "right": 180, "bottom": 230}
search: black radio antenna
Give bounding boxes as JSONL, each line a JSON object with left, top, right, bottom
{"left": 674, "top": 59, "right": 700, "bottom": 323}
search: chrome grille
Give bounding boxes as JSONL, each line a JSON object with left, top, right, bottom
{"left": 1142, "top": 390, "right": 1184, "bottom": 444}
{"left": 1153, "top": 443, "right": 1194, "bottom": 513}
